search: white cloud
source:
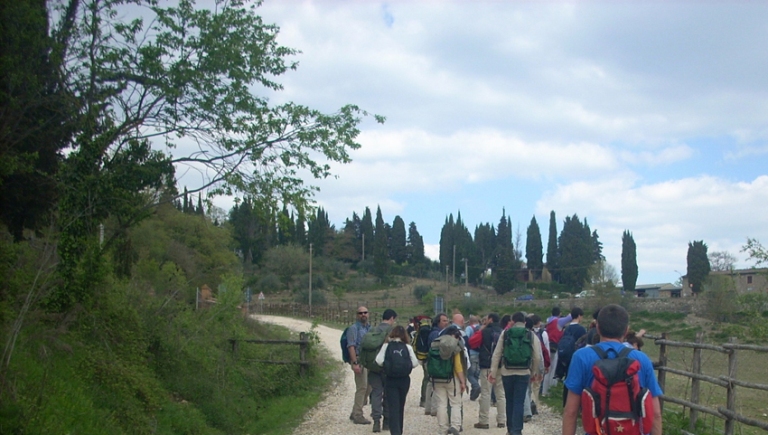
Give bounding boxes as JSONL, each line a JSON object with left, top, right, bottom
{"left": 424, "top": 243, "right": 440, "bottom": 262}
{"left": 538, "top": 175, "right": 768, "bottom": 283}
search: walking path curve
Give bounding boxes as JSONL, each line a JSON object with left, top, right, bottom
{"left": 253, "top": 315, "right": 562, "bottom": 435}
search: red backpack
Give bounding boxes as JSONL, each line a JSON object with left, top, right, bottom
{"left": 581, "top": 346, "right": 654, "bottom": 435}
{"left": 545, "top": 318, "right": 563, "bottom": 345}
{"left": 468, "top": 325, "right": 483, "bottom": 350}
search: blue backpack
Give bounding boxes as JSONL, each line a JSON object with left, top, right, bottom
{"left": 557, "top": 325, "right": 578, "bottom": 362}
{"left": 340, "top": 326, "right": 352, "bottom": 363}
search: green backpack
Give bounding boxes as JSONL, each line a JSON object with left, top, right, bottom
{"left": 359, "top": 326, "right": 390, "bottom": 373}
{"left": 503, "top": 327, "right": 533, "bottom": 369}
{"left": 426, "top": 336, "right": 456, "bottom": 381}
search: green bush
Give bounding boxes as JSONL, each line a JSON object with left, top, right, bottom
{"left": 294, "top": 288, "right": 327, "bottom": 306}
{"left": 413, "top": 285, "right": 432, "bottom": 302}
{"left": 459, "top": 297, "right": 485, "bottom": 316}
{"left": 256, "top": 272, "right": 282, "bottom": 292}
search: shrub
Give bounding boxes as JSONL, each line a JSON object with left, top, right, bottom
{"left": 413, "top": 285, "right": 432, "bottom": 302}
{"left": 294, "top": 288, "right": 327, "bottom": 305}
{"left": 256, "top": 272, "right": 282, "bottom": 293}
{"left": 460, "top": 297, "right": 485, "bottom": 316}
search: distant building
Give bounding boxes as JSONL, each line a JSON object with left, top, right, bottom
{"left": 634, "top": 283, "right": 682, "bottom": 298}
{"left": 683, "top": 268, "right": 768, "bottom": 295}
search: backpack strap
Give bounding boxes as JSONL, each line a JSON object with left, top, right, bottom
{"left": 617, "top": 346, "right": 633, "bottom": 359}
{"left": 591, "top": 345, "right": 608, "bottom": 360}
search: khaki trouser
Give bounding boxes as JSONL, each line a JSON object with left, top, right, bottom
{"left": 479, "top": 368, "right": 506, "bottom": 425}
{"left": 433, "top": 379, "right": 462, "bottom": 435}
{"left": 531, "top": 376, "right": 542, "bottom": 406}
{"left": 352, "top": 366, "right": 369, "bottom": 419}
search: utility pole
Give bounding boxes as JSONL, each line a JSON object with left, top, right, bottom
{"left": 464, "top": 258, "right": 468, "bottom": 290}
{"left": 452, "top": 244, "right": 456, "bottom": 285}
{"left": 309, "top": 243, "right": 313, "bottom": 317}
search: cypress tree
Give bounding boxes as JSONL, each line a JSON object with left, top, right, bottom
{"left": 391, "top": 215, "right": 407, "bottom": 265}
{"left": 546, "top": 210, "right": 558, "bottom": 280}
{"left": 361, "top": 207, "right": 374, "bottom": 260}
{"left": 373, "top": 206, "right": 389, "bottom": 278}
{"left": 687, "top": 240, "right": 711, "bottom": 296}
{"left": 621, "top": 230, "right": 638, "bottom": 293}
{"left": 526, "top": 216, "right": 543, "bottom": 280}
{"left": 407, "top": 221, "right": 425, "bottom": 264}
{"left": 494, "top": 210, "right": 516, "bottom": 294}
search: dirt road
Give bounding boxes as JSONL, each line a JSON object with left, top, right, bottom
{"left": 253, "top": 315, "right": 562, "bottom": 435}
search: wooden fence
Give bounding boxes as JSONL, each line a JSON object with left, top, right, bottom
{"left": 653, "top": 332, "right": 768, "bottom": 435}
{"left": 228, "top": 332, "right": 310, "bottom": 377}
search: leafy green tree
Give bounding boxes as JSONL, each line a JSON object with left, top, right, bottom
{"left": 687, "top": 240, "right": 711, "bottom": 296}
{"left": 742, "top": 238, "right": 767, "bottom": 266}
{"left": 262, "top": 245, "right": 309, "bottom": 292}
{"left": 546, "top": 210, "right": 558, "bottom": 280}
{"left": 373, "top": 206, "right": 388, "bottom": 278}
{"left": 526, "top": 216, "right": 543, "bottom": 280}
{"left": 390, "top": 216, "right": 407, "bottom": 265}
{"left": 47, "top": 0, "right": 380, "bottom": 311}
{"left": 621, "top": 230, "right": 638, "bottom": 293}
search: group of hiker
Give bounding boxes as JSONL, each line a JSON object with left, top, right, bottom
{"left": 342, "top": 303, "right": 662, "bottom": 435}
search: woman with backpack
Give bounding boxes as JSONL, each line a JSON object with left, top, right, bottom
{"left": 375, "top": 325, "right": 419, "bottom": 435}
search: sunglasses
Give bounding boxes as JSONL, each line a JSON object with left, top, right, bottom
{"left": 357, "top": 311, "right": 368, "bottom": 315}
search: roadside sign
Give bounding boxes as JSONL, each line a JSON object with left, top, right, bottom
{"left": 258, "top": 291, "right": 265, "bottom": 300}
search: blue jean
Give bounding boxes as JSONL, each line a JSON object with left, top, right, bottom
{"left": 468, "top": 353, "right": 481, "bottom": 393}
{"left": 502, "top": 374, "right": 530, "bottom": 435}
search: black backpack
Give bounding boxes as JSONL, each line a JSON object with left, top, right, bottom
{"left": 384, "top": 341, "right": 413, "bottom": 378}
{"left": 340, "top": 326, "right": 352, "bottom": 363}
{"left": 413, "top": 319, "right": 432, "bottom": 361}
{"left": 558, "top": 325, "right": 580, "bottom": 363}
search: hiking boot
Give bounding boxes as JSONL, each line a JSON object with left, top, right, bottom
{"left": 531, "top": 401, "right": 538, "bottom": 415}
{"left": 497, "top": 423, "right": 506, "bottom": 428}
{"left": 473, "top": 423, "right": 490, "bottom": 429}
{"left": 447, "top": 428, "right": 460, "bottom": 435}
{"left": 431, "top": 411, "right": 437, "bottom": 416}
{"left": 470, "top": 388, "right": 481, "bottom": 401}
{"left": 382, "top": 420, "right": 389, "bottom": 431}
{"left": 372, "top": 420, "right": 381, "bottom": 433}
{"left": 419, "top": 399, "right": 425, "bottom": 408}
{"left": 349, "top": 413, "right": 354, "bottom": 421}
{"left": 424, "top": 409, "right": 431, "bottom": 415}
{"left": 353, "top": 416, "right": 371, "bottom": 425}
{"left": 523, "top": 415, "right": 532, "bottom": 423}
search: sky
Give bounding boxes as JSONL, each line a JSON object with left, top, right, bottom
{"left": 204, "top": 0, "right": 768, "bottom": 286}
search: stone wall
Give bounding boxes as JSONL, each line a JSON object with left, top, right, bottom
{"left": 626, "top": 296, "right": 706, "bottom": 316}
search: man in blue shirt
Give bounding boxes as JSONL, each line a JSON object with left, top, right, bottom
{"left": 347, "top": 306, "right": 371, "bottom": 425}
{"left": 561, "top": 304, "right": 662, "bottom": 435}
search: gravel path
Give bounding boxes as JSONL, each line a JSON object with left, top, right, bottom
{"left": 253, "top": 315, "right": 562, "bottom": 435}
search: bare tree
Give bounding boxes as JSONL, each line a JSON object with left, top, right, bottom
{"left": 708, "top": 250, "right": 737, "bottom": 272}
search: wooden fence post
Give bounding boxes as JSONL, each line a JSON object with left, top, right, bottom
{"left": 299, "top": 332, "right": 308, "bottom": 377}
{"left": 724, "top": 337, "right": 738, "bottom": 435}
{"left": 658, "top": 332, "right": 668, "bottom": 415}
{"left": 689, "top": 331, "right": 703, "bottom": 431}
